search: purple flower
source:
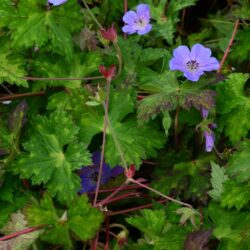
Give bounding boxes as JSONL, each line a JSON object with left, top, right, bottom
{"left": 48, "top": 0, "right": 67, "bottom": 6}
{"left": 203, "top": 123, "right": 217, "bottom": 152}
{"left": 169, "top": 44, "right": 219, "bottom": 82}
{"left": 201, "top": 107, "right": 209, "bottom": 119}
{"left": 122, "top": 4, "right": 152, "bottom": 35}
{"left": 79, "top": 151, "right": 124, "bottom": 193}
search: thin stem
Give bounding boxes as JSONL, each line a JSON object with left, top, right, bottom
{"left": 217, "top": 19, "right": 240, "bottom": 74}
{"left": 106, "top": 113, "right": 128, "bottom": 170}
{"left": 104, "top": 216, "right": 110, "bottom": 250}
{"left": 0, "top": 225, "right": 45, "bottom": 241}
{"left": 129, "top": 178, "right": 193, "bottom": 209}
{"left": 109, "top": 199, "right": 168, "bottom": 216}
{"left": 98, "top": 192, "right": 141, "bottom": 206}
{"left": 113, "top": 41, "right": 123, "bottom": 78}
{"left": 22, "top": 76, "right": 103, "bottom": 81}
{"left": 95, "top": 180, "right": 128, "bottom": 207}
{"left": 87, "top": 183, "right": 147, "bottom": 194}
{"left": 93, "top": 80, "right": 111, "bottom": 206}
{"left": 0, "top": 91, "right": 45, "bottom": 101}
{"left": 81, "top": 0, "right": 103, "bottom": 29}
{"left": 1, "top": 84, "right": 13, "bottom": 94}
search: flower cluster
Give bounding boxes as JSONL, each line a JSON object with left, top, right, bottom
{"left": 79, "top": 151, "right": 124, "bottom": 193}
{"left": 169, "top": 44, "right": 219, "bottom": 82}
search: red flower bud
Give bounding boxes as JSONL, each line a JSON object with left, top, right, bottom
{"left": 99, "top": 65, "right": 116, "bottom": 81}
{"left": 100, "top": 23, "right": 117, "bottom": 42}
{"left": 125, "top": 164, "right": 136, "bottom": 179}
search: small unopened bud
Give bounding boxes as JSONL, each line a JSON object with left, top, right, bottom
{"left": 100, "top": 23, "right": 117, "bottom": 42}
{"left": 99, "top": 65, "right": 116, "bottom": 82}
{"left": 116, "top": 230, "right": 128, "bottom": 248}
{"left": 125, "top": 164, "right": 136, "bottom": 179}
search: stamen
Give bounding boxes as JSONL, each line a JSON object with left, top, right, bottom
{"left": 186, "top": 60, "right": 199, "bottom": 71}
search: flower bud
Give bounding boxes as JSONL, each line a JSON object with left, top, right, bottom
{"left": 100, "top": 23, "right": 117, "bottom": 42}
{"left": 125, "top": 164, "right": 136, "bottom": 179}
{"left": 116, "top": 230, "right": 128, "bottom": 248}
{"left": 99, "top": 65, "right": 116, "bottom": 82}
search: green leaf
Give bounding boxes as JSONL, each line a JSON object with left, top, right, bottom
{"left": 11, "top": 110, "right": 91, "bottom": 204}
{"left": 79, "top": 88, "right": 165, "bottom": 167}
{"left": 47, "top": 88, "right": 89, "bottom": 119}
{"left": 32, "top": 52, "right": 101, "bottom": 90}
{"left": 216, "top": 73, "right": 250, "bottom": 143}
{"left": 0, "top": 39, "right": 27, "bottom": 87}
{"left": 9, "top": 0, "right": 83, "bottom": 60}
{"left": 0, "top": 211, "right": 42, "bottom": 250}
{"left": 226, "top": 140, "right": 250, "bottom": 183}
{"left": 206, "top": 202, "right": 250, "bottom": 250}
{"left": 126, "top": 209, "right": 167, "bottom": 239}
{"left": 220, "top": 180, "right": 250, "bottom": 210}
{"left": 25, "top": 194, "right": 103, "bottom": 249}
{"left": 208, "top": 161, "right": 228, "bottom": 201}
{"left": 0, "top": 195, "right": 28, "bottom": 229}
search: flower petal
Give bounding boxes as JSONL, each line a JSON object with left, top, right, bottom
{"left": 123, "top": 10, "right": 137, "bottom": 24}
{"left": 137, "top": 24, "right": 152, "bottom": 35}
{"left": 122, "top": 24, "right": 136, "bottom": 34}
{"left": 173, "top": 45, "right": 191, "bottom": 62}
{"left": 136, "top": 4, "right": 150, "bottom": 19}
{"left": 204, "top": 131, "right": 215, "bottom": 152}
{"left": 190, "top": 44, "right": 211, "bottom": 61}
{"left": 184, "top": 70, "right": 204, "bottom": 82}
{"left": 199, "top": 57, "right": 220, "bottom": 71}
{"left": 169, "top": 57, "right": 186, "bottom": 71}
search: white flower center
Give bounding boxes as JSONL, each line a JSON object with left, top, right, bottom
{"left": 135, "top": 18, "right": 147, "bottom": 28}
{"left": 186, "top": 60, "right": 199, "bottom": 71}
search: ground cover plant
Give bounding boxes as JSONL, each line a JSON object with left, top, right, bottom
{"left": 0, "top": 0, "right": 249, "bottom": 249}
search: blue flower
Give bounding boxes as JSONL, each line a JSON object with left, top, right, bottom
{"left": 122, "top": 4, "right": 152, "bottom": 35}
{"left": 48, "top": 0, "right": 67, "bottom": 6}
{"left": 79, "top": 151, "right": 124, "bottom": 193}
{"left": 169, "top": 44, "right": 219, "bottom": 82}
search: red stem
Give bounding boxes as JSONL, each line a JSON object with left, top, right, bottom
{"left": 217, "top": 19, "right": 240, "bottom": 74}
{"left": 22, "top": 76, "right": 103, "bottom": 81}
{"left": 94, "top": 181, "right": 128, "bottom": 207}
{"left": 0, "top": 225, "right": 45, "bottom": 241}
{"left": 104, "top": 216, "right": 110, "bottom": 250}
{"left": 99, "top": 192, "right": 142, "bottom": 206}
{"left": 0, "top": 91, "right": 45, "bottom": 101}
{"left": 109, "top": 199, "right": 168, "bottom": 216}
{"left": 87, "top": 183, "right": 146, "bottom": 195}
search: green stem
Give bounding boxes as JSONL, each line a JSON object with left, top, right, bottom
{"left": 113, "top": 41, "right": 123, "bottom": 78}
{"left": 81, "top": 0, "right": 103, "bottom": 29}
{"left": 93, "top": 80, "right": 111, "bottom": 206}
